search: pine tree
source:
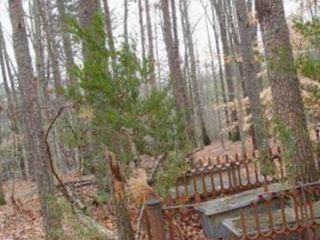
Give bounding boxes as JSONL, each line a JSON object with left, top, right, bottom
{"left": 256, "top": 0, "right": 317, "bottom": 182}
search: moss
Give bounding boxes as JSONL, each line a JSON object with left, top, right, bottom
{"left": 0, "top": 195, "right": 5, "bottom": 205}
{"left": 0, "top": 186, "right": 5, "bottom": 206}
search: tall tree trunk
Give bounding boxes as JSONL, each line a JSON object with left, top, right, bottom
{"left": 256, "top": 0, "right": 317, "bottom": 183}
{"left": 160, "top": 0, "right": 195, "bottom": 144}
{"left": 235, "top": 0, "right": 270, "bottom": 171}
{"left": 38, "top": 0, "right": 63, "bottom": 96}
{"left": 209, "top": 4, "right": 230, "bottom": 138}
{"left": 124, "top": 0, "right": 129, "bottom": 44}
{"left": 205, "top": 16, "right": 224, "bottom": 148}
{"left": 79, "top": 0, "right": 100, "bottom": 59}
{"left": 154, "top": 8, "right": 162, "bottom": 82}
{"left": 57, "top": 0, "right": 78, "bottom": 90}
{"left": 9, "top": 1, "right": 62, "bottom": 238}
{"left": 138, "top": 0, "right": 146, "bottom": 60}
{"left": 212, "top": 0, "right": 240, "bottom": 141}
{"left": 32, "top": 0, "right": 48, "bottom": 114}
{"left": 103, "top": 0, "right": 118, "bottom": 78}
{"left": 0, "top": 24, "right": 26, "bottom": 180}
{"left": 181, "top": 0, "right": 211, "bottom": 146}
{"left": 145, "top": 0, "right": 156, "bottom": 89}
{"left": 2, "top": 20, "right": 34, "bottom": 179}
{"left": 247, "top": 0, "right": 264, "bottom": 90}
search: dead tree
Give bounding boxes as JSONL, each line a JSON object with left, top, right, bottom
{"left": 104, "top": 148, "right": 134, "bottom": 240}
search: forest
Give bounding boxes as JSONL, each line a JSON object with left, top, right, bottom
{"left": 0, "top": 0, "right": 320, "bottom": 239}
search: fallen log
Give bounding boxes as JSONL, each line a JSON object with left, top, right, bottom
{"left": 77, "top": 211, "right": 118, "bottom": 240}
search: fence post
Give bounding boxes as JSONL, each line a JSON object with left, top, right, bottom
{"left": 145, "top": 196, "right": 166, "bottom": 240}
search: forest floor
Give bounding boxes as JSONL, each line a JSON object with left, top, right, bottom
{"left": 0, "top": 138, "right": 278, "bottom": 240}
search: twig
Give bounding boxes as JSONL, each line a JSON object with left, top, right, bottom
{"left": 44, "top": 102, "right": 83, "bottom": 211}
{"left": 135, "top": 202, "right": 146, "bottom": 240}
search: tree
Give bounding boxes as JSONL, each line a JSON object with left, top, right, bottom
{"left": 9, "top": 0, "right": 62, "bottom": 238}
{"left": 160, "top": 0, "right": 194, "bottom": 144}
{"left": 234, "top": 0, "right": 271, "bottom": 170}
{"left": 208, "top": 4, "right": 229, "bottom": 141}
{"left": 204, "top": 14, "right": 224, "bottom": 147}
{"left": 145, "top": 0, "right": 156, "bottom": 89}
{"left": 138, "top": 0, "right": 146, "bottom": 60}
{"left": 103, "top": 0, "right": 117, "bottom": 77}
{"left": 211, "top": 0, "right": 240, "bottom": 141}
{"left": 124, "top": 0, "right": 129, "bottom": 44}
{"left": 255, "top": 0, "right": 317, "bottom": 182}
{"left": 38, "top": 0, "right": 63, "bottom": 96}
{"left": 57, "top": 0, "right": 78, "bottom": 90}
{"left": 0, "top": 23, "right": 26, "bottom": 179}
{"left": 79, "top": 0, "right": 100, "bottom": 59}
{"left": 181, "top": 0, "right": 211, "bottom": 146}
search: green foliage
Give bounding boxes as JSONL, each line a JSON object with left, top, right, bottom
{"left": 57, "top": 198, "right": 105, "bottom": 240}
{"left": 294, "top": 18, "right": 320, "bottom": 46}
{"left": 294, "top": 18, "right": 320, "bottom": 117}
{"left": 66, "top": 12, "right": 186, "bottom": 168}
{"left": 294, "top": 18, "right": 320, "bottom": 80}
{"left": 155, "top": 151, "right": 188, "bottom": 196}
{"left": 0, "top": 185, "right": 5, "bottom": 206}
{"left": 45, "top": 194, "right": 65, "bottom": 240}
{"left": 272, "top": 118, "right": 296, "bottom": 181}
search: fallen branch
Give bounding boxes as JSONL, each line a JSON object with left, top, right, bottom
{"left": 56, "top": 179, "right": 96, "bottom": 189}
{"left": 147, "top": 153, "right": 168, "bottom": 186}
{"left": 77, "top": 211, "right": 118, "bottom": 239}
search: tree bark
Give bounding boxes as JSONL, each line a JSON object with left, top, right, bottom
{"left": 145, "top": 0, "right": 156, "bottom": 89}
{"left": 9, "top": 0, "right": 62, "bottom": 238}
{"left": 124, "top": 0, "right": 129, "bottom": 44}
{"left": 102, "top": 0, "right": 118, "bottom": 78}
{"left": 0, "top": 23, "right": 26, "bottom": 179}
{"left": 57, "top": 0, "right": 78, "bottom": 90}
{"left": 234, "top": 0, "right": 271, "bottom": 171}
{"left": 181, "top": 0, "right": 211, "bottom": 146}
{"left": 138, "top": 0, "right": 146, "bottom": 60}
{"left": 209, "top": 4, "right": 230, "bottom": 137}
{"left": 256, "top": 0, "right": 317, "bottom": 182}
{"left": 211, "top": 0, "right": 239, "bottom": 141}
{"left": 79, "top": 0, "right": 100, "bottom": 59}
{"left": 39, "top": 0, "right": 63, "bottom": 96}
{"left": 205, "top": 16, "right": 224, "bottom": 147}
{"left": 104, "top": 149, "right": 134, "bottom": 240}
{"left": 32, "top": 0, "right": 48, "bottom": 115}
{"left": 160, "top": 0, "right": 195, "bottom": 144}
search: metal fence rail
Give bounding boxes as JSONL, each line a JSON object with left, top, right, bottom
{"left": 145, "top": 148, "right": 320, "bottom": 240}
{"left": 235, "top": 182, "right": 320, "bottom": 239}
{"left": 169, "top": 150, "right": 285, "bottom": 205}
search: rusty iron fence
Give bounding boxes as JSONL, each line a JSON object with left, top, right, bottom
{"left": 169, "top": 149, "right": 285, "bottom": 205}
{"left": 146, "top": 182, "right": 320, "bottom": 240}
{"left": 145, "top": 147, "right": 320, "bottom": 240}
{"left": 234, "top": 182, "right": 320, "bottom": 239}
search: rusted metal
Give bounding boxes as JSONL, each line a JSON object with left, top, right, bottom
{"left": 145, "top": 196, "right": 166, "bottom": 240}
{"left": 170, "top": 153, "right": 286, "bottom": 205}
{"left": 146, "top": 147, "right": 320, "bottom": 240}
{"left": 225, "top": 182, "right": 320, "bottom": 239}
